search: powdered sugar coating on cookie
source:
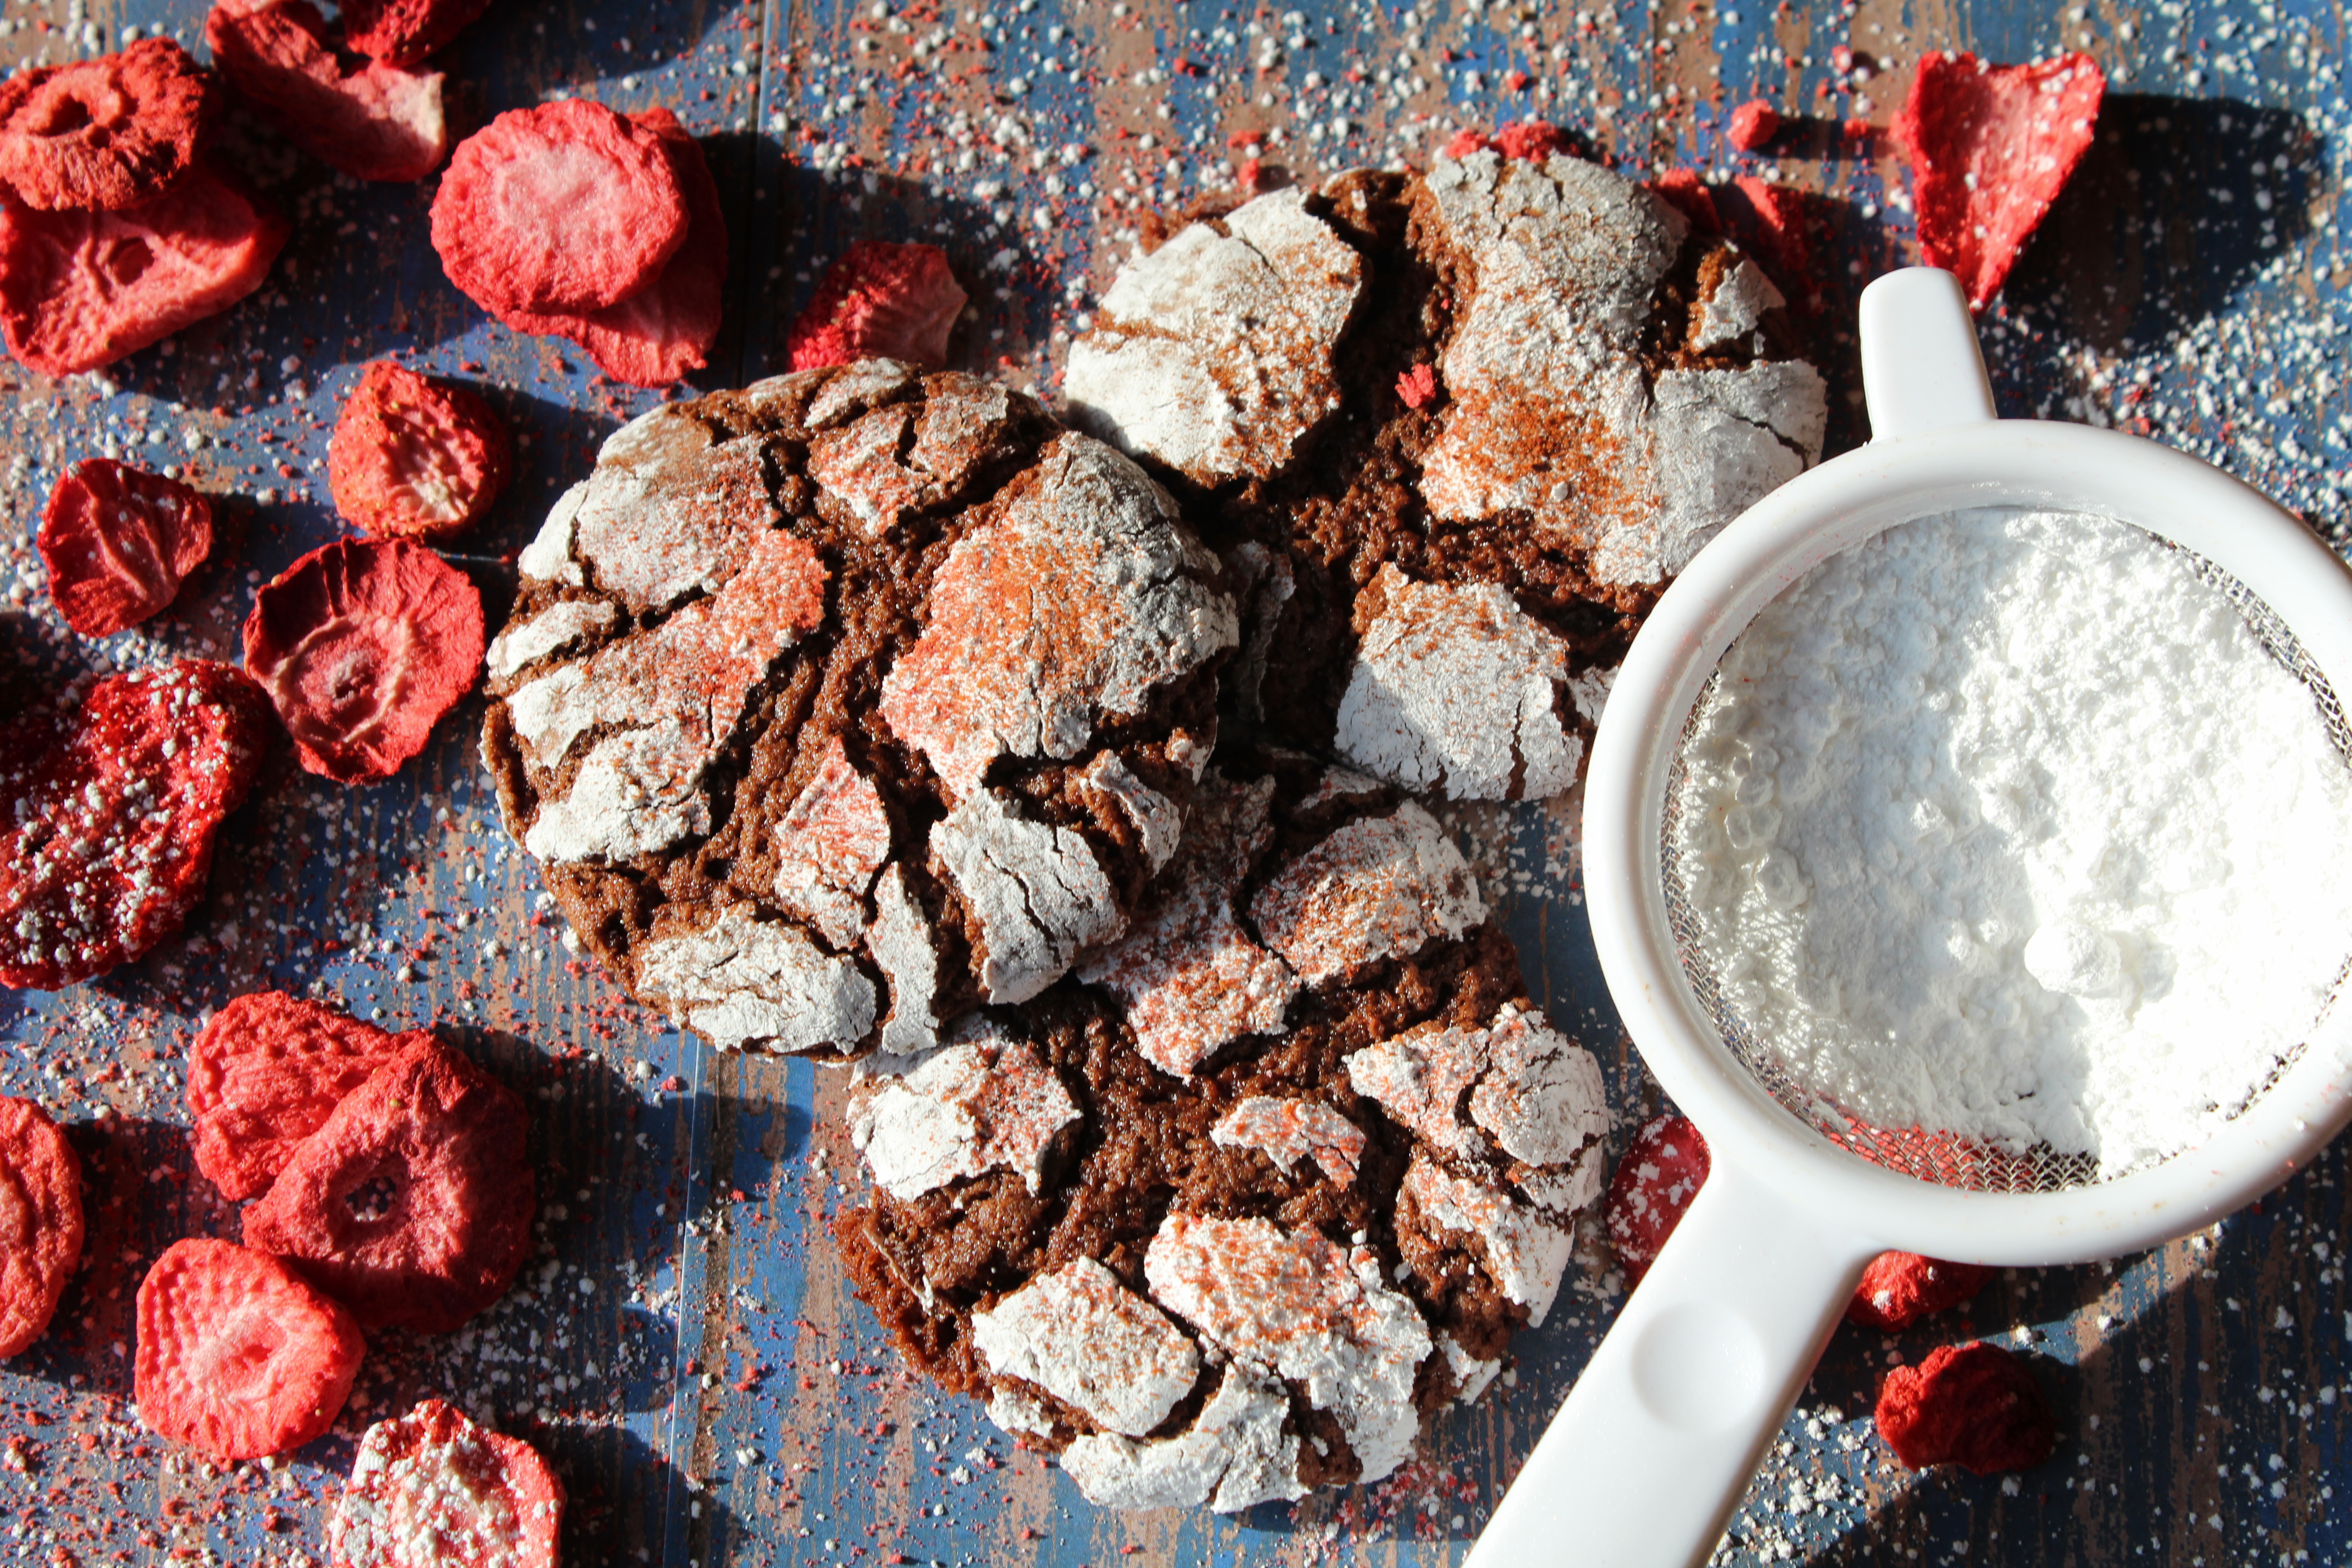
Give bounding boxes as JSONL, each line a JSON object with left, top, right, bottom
{"left": 1401, "top": 1157, "right": 1573, "bottom": 1327}
{"left": 970, "top": 1258, "right": 1200, "bottom": 1437}
{"left": 1334, "top": 566, "right": 1582, "bottom": 801}
{"left": 866, "top": 865, "right": 942, "bottom": 1056}
{"left": 934, "top": 789, "right": 1126, "bottom": 1005}
{"left": 563, "top": 409, "right": 782, "bottom": 612}
{"left": 1060, "top": 1361, "right": 1305, "bottom": 1513}
{"left": 485, "top": 599, "right": 617, "bottom": 684}
{"left": 805, "top": 374, "right": 1027, "bottom": 533}
{"left": 1211, "top": 1097, "right": 1367, "bottom": 1183}
{"left": 1347, "top": 1001, "right": 1608, "bottom": 1169}
{"left": 879, "top": 433, "right": 1237, "bottom": 798}
{"left": 1248, "top": 802, "right": 1485, "bottom": 985}
{"left": 850, "top": 1034, "right": 1079, "bottom": 1201}
{"left": 1077, "top": 752, "right": 1183, "bottom": 873}
{"left": 1066, "top": 187, "right": 1363, "bottom": 487}
{"left": 1693, "top": 255, "right": 1787, "bottom": 353}
{"left": 634, "top": 904, "right": 876, "bottom": 1054}
{"left": 771, "top": 738, "right": 893, "bottom": 948}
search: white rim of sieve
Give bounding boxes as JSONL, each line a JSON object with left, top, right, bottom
{"left": 1584, "top": 416, "right": 2352, "bottom": 1267}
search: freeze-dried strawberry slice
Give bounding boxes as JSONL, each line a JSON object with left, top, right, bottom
{"left": 1877, "top": 1341, "right": 2056, "bottom": 1473}
{"left": 37, "top": 458, "right": 216, "bottom": 638}
{"left": 504, "top": 108, "right": 726, "bottom": 387}
{"left": 136, "top": 1238, "right": 364, "bottom": 1460}
{"left": 243, "top": 1038, "right": 533, "bottom": 1333}
{"left": 786, "top": 241, "right": 967, "bottom": 372}
{"left": 0, "top": 165, "right": 289, "bottom": 377}
{"left": 188, "top": 991, "right": 427, "bottom": 1201}
{"left": 327, "top": 362, "right": 510, "bottom": 540}
{"left": 431, "top": 100, "right": 689, "bottom": 318}
{"left": 207, "top": 0, "right": 449, "bottom": 184}
{"left": 0, "top": 1097, "right": 82, "bottom": 1358}
{"left": 241, "top": 537, "right": 485, "bottom": 785}
{"left": 1847, "top": 1251, "right": 1994, "bottom": 1332}
{"left": 1602, "top": 1113, "right": 1710, "bottom": 1285}
{"left": 0, "top": 39, "right": 217, "bottom": 211}
{"left": 339, "top": 0, "right": 495, "bottom": 70}
{"left": 0, "top": 660, "right": 270, "bottom": 991}
{"left": 330, "top": 1399, "right": 564, "bottom": 1568}
{"left": 1893, "top": 51, "right": 2106, "bottom": 309}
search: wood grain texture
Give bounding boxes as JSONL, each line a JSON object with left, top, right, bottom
{"left": 0, "top": 0, "right": 2345, "bottom": 1563}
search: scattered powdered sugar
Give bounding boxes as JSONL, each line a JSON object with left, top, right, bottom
{"left": 1401, "top": 1156, "right": 1573, "bottom": 1326}
{"left": 632, "top": 904, "right": 876, "bottom": 1055}
{"left": 1058, "top": 1360, "right": 1304, "bottom": 1514}
{"left": 1066, "top": 186, "right": 1363, "bottom": 486}
{"left": 1211, "top": 1096, "right": 1367, "bottom": 1182}
{"left": 770, "top": 738, "right": 894, "bottom": 949}
{"left": 933, "top": 789, "right": 1126, "bottom": 1004}
{"left": 970, "top": 1258, "right": 1200, "bottom": 1437}
{"left": 1144, "top": 1212, "right": 1431, "bottom": 1484}
{"left": 1335, "top": 566, "right": 1584, "bottom": 801}
{"left": 849, "top": 1032, "right": 1081, "bottom": 1200}
{"left": 1249, "top": 802, "right": 1486, "bottom": 985}
{"left": 1437, "top": 1333, "right": 1502, "bottom": 1406}
{"left": 1673, "top": 507, "right": 2352, "bottom": 1175}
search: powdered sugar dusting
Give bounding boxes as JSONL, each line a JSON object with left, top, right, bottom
{"left": 1144, "top": 1212, "right": 1431, "bottom": 1482}
{"left": 1077, "top": 752, "right": 1182, "bottom": 872}
{"left": 850, "top": 1034, "right": 1080, "bottom": 1200}
{"left": 633, "top": 904, "right": 876, "bottom": 1055}
{"left": 771, "top": 738, "right": 894, "bottom": 948}
{"left": 934, "top": 789, "right": 1126, "bottom": 1004}
{"left": 1693, "top": 255, "right": 1787, "bottom": 353}
{"left": 484, "top": 598, "right": 617, "bottom": 685}
{"left": 1249, "top": 802, "right": 1485, "bottom": 985}
{"left": 1060, "top": 1361, "right": 1304, "bottom": 1514}
{"left": 970, "top": 1258, "right": 1200, "bottom": 1437}
{"left": 866, "top": 864, "right": 942, "bottom": 1057}
{"left": 568, "top": 417, "right": 783, "bottom": 611}
{"left": 807, "top": 374, "right": 1026, "bottom": 533}
{"left": 1334, "top": 566, "right": 1583, "bottom": 801}
{"left": 1403, "top": 1156, "right": 1573, "bottom": 1326}
{"left": 1211, "top": 1097, "right": 1367, "bottom": 1183}
{"left": 879, "top": 432, "right": 1237, "bottom": 797}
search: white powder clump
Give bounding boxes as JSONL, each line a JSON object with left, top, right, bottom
{"left": 1673, "top": 507, "right": 2352, "bottom": 1176}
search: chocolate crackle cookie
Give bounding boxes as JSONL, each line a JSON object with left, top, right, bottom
{"left": 835, "top": 757, "right": 1611, "bottom": 1510}
{"left": 480, "top": 362, "right": 1239, "bottom": 1058}
{"left": 1063, "top": 149, "right": 1828, "bottom": 801}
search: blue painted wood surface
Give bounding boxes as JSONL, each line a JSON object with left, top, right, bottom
{"left": 2, "top": 0, "right": 2349, "bottom": 1563}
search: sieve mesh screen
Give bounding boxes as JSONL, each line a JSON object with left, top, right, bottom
{"left": 1657, "top": 539, "right": 2352, "bottom": 1194}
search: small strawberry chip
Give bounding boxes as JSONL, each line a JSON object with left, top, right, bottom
{"left": 0, "top": 40, "right": 217, "bottom": 211}
{"left": 0, "top": 1097, "right": 82, "bottom": 1358}
{"left": 786, "top": 241, "right": 967, "bottom": 372}
{"left": 431, "top": 100, "right": 689, "bottom": 318}
{"left": 330, "top": 1399, "right": 564, "bottom": 1568}
{"left": 1396, "top": 363, "right": 1438, "bottom": 409}
{"left": 188, "top": 991, "right": 427, "bottom": 1201}
{"left": 1892, "top": 51, "right": 2106, "bottom": 308}
{"left": 135, "top": 1237, "right": 364, "bottom": 1461}
{"left": 1649, "top": 168, "right": 1723, "bottom": 234}
{"left": 243, "top": 1037, "right": 534, "bottom": 1333}
{"left": 207, "top": 0, "right": 449, "bottom": 184}
{"left": 504, "top": 109, "right": 725, "bottom": 387}
{"left": 1727, "top": 99, "right": 1781, "bottom": 151}
{"left": 241, "top": 537, "right": 485, "bottom": 785}
{"left": 1876, "top": 1341, "right": 2057, "bottom": 1473}
{"left": 0, "top": 660, "right": 270, "bottom": 990}
{"left": 0, "top": 165, "right": 289, "bottom": 377}
{"left": 327, "top": 362, "right": 510, "bottom": 540}
{"left": 338, "top": 0, "right": 495, "bottom": 70}
{"left": 37, "top": 458, "right": 216, "bottom": 638}
{"left": 1602, "top": 1113, "right": 1710, "bottom": 1285}
{"left": 1847, "top": 1251, "right": 1994, "bottom": 1332}
{"left": 1445, "top": 121, "right": 1577, "bottom": 162}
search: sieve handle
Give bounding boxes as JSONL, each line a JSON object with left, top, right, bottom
{"left": 1464, "top": 1165, "right": 1874, "bottom": 1568}
{"left": 1860, "top": 267, "right": 1997, "bottom": 439}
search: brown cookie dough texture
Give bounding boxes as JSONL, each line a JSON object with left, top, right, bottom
{"left": 481, "top": 362, "right": 1237, "bottom": 1059}
{"left": 1065, "top": 150, "right": 1829, "bottom": 803}
{"left": 836, "top": 761, "right": 1611, "bottom": 1511}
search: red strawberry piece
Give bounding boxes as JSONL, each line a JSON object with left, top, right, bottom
{"left": 1876, "top": 1341, "right": 2056, "bottom": 1473}
{"left": 207, "top": 0, "right": 449, "bottom": 184}
{"left": 0, "top": 164, "right": 289, "bottom": 378}
{"left": 330, "top": 1399, "right": 564, "bottom": 1568}
{"left": 37, "top": 458, "right": 216, "bottom": 638}
{"left": 503, "top": 108, "right": 726, "bottom": 388}
{"left": 1892, "top": 51, "right": 2106, "bottom": 309}
{"left": 1847, "top": 1251, "right": 1994, "bottom": 1332}
{"left": 188, "top": 991, "right": 427, "bottom": 1201}
{"left": 338, "top": 0, "right": 495, "bottom": 70}
{"left": 0, "top": 660, "right": 270, "bottom": 990}
{"left": 1396, "top": 363, "right": 1438, "bottom": 409}
{"left": 1712, "top": 175, "right": 1815, "bottom": 311}
{"left": 137, "top": 1238, "right": 364, "bottom": 1460}
{"left": 1727, "top": 99, "right": 1781, "bottom": 151}
{"left": 241, "top": 537, "right": 485, "bottom": 785}
{"left": 431, "top": 99, "right": 689, "bottom": 318}
{"left": 786, "top": 240, "right": 967, "bottom": 373}
{"left": 0, "top": 1097, "right": 82, "bottom": 1358}
{"left": 1492, "top": 119, "right": 1573, "bottom": 162}
{"left": 1443, "top": 128, "right": 1493, "bottom": 158}
{"left": 1602, "top": 1113, "right": 1710, "bottom": 1285}
{"left": 243, "top": 1038, "right": 533, "bottom": 1333}
{"left": 327, "top": 362, "right": 510, "bottom": 541}
{"left": 0, "top": 39, "right": 217, "bottom": 211}
{"left": 1649, "top": 168, "right": 1723, "bottom": 234}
